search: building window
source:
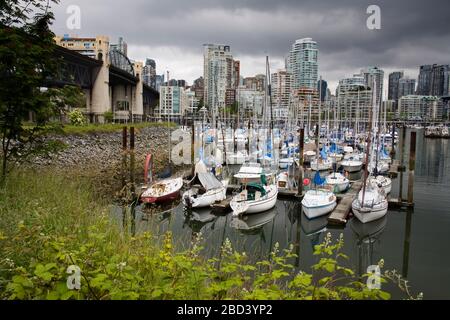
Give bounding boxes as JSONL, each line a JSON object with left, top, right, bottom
{"left": 116, "top": 101, "right": 129, "bottom": 112}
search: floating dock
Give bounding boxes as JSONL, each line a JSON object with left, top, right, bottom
{"left": 328, "top": 181, "right": 363, "bottom": 225}
{"left": 211, "top": 197, "right": 232, "bottom": 213}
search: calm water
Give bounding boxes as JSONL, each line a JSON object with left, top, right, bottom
{"left": 117, "top": 129, "right": 450, "bottom": 299}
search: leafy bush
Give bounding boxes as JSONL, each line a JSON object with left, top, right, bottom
{"left": 68, "top": 109, "right": 87, "bottom": 126}
{"left": 103, "top": 111, "right": 114, "bottom": 123}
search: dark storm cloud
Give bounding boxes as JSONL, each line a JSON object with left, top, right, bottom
{"left": 50, "top": 0, "right": 450, "bottom": 87}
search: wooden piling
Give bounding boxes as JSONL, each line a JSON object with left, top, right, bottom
{"left": 130, "top": 126, "right": 135, "bottom": 150}
{"left": 122, "top": 127, "right": 128, "bottom": 151}
{"left": 407, "top": 131, "right": 416, "bottom": 206}
{"left": 390, "top": 123, "right": 396, "bottom": 157}
{"left": 398, "top": 125, "right": 406, "bottom": 201}
{"left": 297, "top": 128, "right": 305, "bottom": 196}
{"left": 191, "top": 123, "right": 196, "bottom": 176}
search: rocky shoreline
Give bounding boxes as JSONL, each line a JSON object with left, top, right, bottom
{"left": 28, "top": 127, "right": 179, "bottom": 196}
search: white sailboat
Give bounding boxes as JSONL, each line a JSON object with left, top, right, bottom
{"left": 325, "top": 172, "right": 350, "bottom": 193}
{"left": 352, "top": 80, "right": 388, "bottom": 224}
{"left": 302, "top": 172, "right": 337, "bottom": 219}
{"left": 183, "top": 160, "right": 228, "bottom": 208}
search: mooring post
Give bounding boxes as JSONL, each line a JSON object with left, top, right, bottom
{"left": 122, "top": 126, "right": 128, "bottom": 151}
{"left": 390, "top": 123, "right": 396, "bottom": 157}
{"left": 129, "top": 127, "right": 135, "bottom": 185}
{"left": 191, "top": 123, "right": 195, "bottom": 177}
{"left": 297, "top": 128, "right": 305, "bottom": 196}
{"left": 402, "top": 210, "right": 413, "bottom": 278}
{"left": 398, "top": 125, "right": 406, "bottom": 201}
{"left": 407, "top": 131, "right": 416, "bottom": 206}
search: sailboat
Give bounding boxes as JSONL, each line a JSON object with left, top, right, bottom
{"left": 140, "top": 154, "right": 183, "bottom": 204}
{"left": 351, "top": 81, "right": 388, "bottom": 223}
{"left": 325, "top": 171, "right": 349, "bottom": 193}
{"left": 230, "top": 56, "right": 278, "bottom": 217}
{"left": 301, "top": 171, "right": 337, "bottom": 219}
{"left": 341, "top": 155, "right": 363, "bottom": 173}
{"left": 182, "top": 160, "right": 228, "bottom": 208}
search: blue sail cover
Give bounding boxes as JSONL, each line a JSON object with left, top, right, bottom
{"left": 313, "top": 171, "right": 326, "bottom": 186}
{"left": 320, "top": 148, "right": 328, "bottom": 160}
{"left": 380, "top": 146, "right": 389, "bottom": 158}
{"left": 329, "top": 143, "right": 337, "bottom": 153}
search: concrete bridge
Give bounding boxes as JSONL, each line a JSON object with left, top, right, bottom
{"left": 48, "top": 44, "right": 159, "bottom": 123}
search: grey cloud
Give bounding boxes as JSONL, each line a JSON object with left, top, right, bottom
{"left": 50, "top": 0, "right": 450, "bottom": 87}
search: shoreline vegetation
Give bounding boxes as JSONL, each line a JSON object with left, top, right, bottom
{"left": 0, "top": 163, "right": 421, "bottom": 300}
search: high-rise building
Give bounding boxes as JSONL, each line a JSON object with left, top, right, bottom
{"left": 158, "top": 85, "right": 187, "bottom": 119}
{"left": 191, "top": 77, "right": 205, "bottom": 100}
{"left": 361, "top": 66, "right": 384, "bottom": 107}
{"left": 417, "top": 65, "right": 433, "bottom": 95}
{"left": 236, "top": 87, "right": 265, "bottom": 116}
{"left": 233, "top": 61, "right": 240, "bottom": 89}
{"left": 155, "top": 74, "right": 165, "bottom": 92}
{"left": 388, "top": 71, "right": 404, "bottom": 101}
{"left": 398, "top": 95, "right": 443, "bottom": 121}
{"left": 177, "top": 80, "right": 187, "bottom": 88}
{"left": 317, "top": 79, "right": 328, "bottom": 102}
{"left": 203, "top": 44, "right": 236, "bottom": 111}
{"left": 243, "top": 75, "right": 265, "bottom": 92}
{"left": 417, "top": 64, "right": 450, "bottom": 97}
{"left": 398, "top": 78, "right": 416, "bottom": 99}
{"left": 431, "top": 64, "right": 450, "bottom": 96}
{"left": 337, "top": 75, "right": 372, "bottom": 122}
{"left": 287, "top": 38, "right": 318, "bottom": 90}
{"left": 110, "top": 37, "right": 127, "bottom": 56}
{"left": 271, "top": 70, "right": 293, "bottom": 119}
{"left": 143, "top": 59, "right": 156, "bottom": 88}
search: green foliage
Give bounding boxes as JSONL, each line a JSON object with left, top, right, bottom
{"left": 0, "top": 1, "right": 60, "bottom": 180}
{"left": 0, "top": 170, "right": 422, "bottom": 300}
{"left": 46, "top": 86, "right": 86, "bottom": 122}
{"left": 103, "top": 111, "right": 114, "bottom": 123}
{"left": 68, "top": 109, "right": 87, "bottom": 126}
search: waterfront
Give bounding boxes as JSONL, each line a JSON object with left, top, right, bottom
{"left": 119, "top": 129, "right": 450, "bottom": 299}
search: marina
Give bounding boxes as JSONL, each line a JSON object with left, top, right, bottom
{"left": 114, "top": 125, "right": 450, "bottom": 299}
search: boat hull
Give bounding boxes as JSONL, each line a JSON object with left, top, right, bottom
{"left": 352, "top": 200, "right": 388, "bottom": 224}
{"left": 302, "top": 202, "right": 337, "bottom": 219}
{"left": 231, "top": 186, "right": 278, "bottom": 216}
{"left": 142, "top": 190, "right": 180, "bottom": 204}
{"left": 183, "top": 187, "right": 226, "bottom": 208}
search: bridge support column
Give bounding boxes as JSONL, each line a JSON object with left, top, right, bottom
{"left": 90, "top": 62, "right": 110, "bottom": 123}
{"left": 133, "top": 62, "right": 144, "bottom": 122}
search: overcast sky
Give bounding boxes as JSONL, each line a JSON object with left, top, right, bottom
{"left": 50, "top": 0, "right": 450, "bottom": 93}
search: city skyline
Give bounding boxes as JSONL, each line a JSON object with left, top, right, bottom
{"left": 50, "top": 0, "right": 450, "bottom": 92}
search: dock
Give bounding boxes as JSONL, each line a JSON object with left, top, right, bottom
{"left": 328, "top": 181, "right": 363, "bottom": 225}
{"left": 211, "top": 197, "right": 232, "bottom": 213}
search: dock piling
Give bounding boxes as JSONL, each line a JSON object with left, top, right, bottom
{"left": 407, "top": 131, "right": 416, "bottom": 206}
{"left": 297, "top": 128, "right": 305, "bottom": 196}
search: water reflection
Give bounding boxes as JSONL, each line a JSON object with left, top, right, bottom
{"left": 230, "top": 208, "right": 278, "bottom": 234}
{"left": 350, "top": 216, "right": 387, "bottom": 277}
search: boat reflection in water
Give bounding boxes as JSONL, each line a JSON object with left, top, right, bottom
{"left": 350, "top": 216, "right": 387, "bottom": 276}
{"left": 183, "top": 207, "right": 218, "bottom": 234}
{"left": 230, "top": 208, "right": 278, "bottom": 235}
{"left": 300, "top": 212, "right": 328, "bottom": 249}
